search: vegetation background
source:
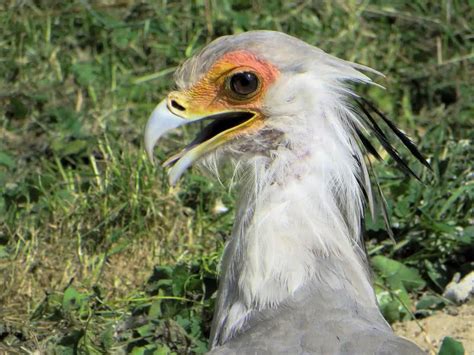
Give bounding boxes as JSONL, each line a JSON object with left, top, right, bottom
{"left": 0, "top": 0, "right": 472, "bottom": 354}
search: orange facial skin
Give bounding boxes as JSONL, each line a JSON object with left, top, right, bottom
{"left": 156, "top": 51, "right": 280, "bottom": 180}
{"left": 168, "top": 50, "right": 280, "bottom": 120}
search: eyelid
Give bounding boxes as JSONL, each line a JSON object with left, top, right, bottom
{"left": 214, "top": 67, "right": 238, "bottom": 83}
{"left": 214, "top": 66, "right": 256, "bottom": 82}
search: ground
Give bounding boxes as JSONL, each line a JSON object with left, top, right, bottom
{"left": 394, "top": 302, "right": 474, "bottom": 354}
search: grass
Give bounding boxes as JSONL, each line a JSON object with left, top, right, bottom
{"left": 0, "top": 0, "right": 472, "bottom": 353}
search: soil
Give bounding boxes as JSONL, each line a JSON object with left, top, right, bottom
{"left": 393, "top": 302, "right": 474, "bottom": 354}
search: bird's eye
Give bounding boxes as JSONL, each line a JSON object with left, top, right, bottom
{"left": 229, "top": 72, "right": 259, "bottom": 97}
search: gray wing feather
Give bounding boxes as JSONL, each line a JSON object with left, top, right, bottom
{"left": 209, "top": 261, "right": 424, "bottom": 355}
{"left": 209, "top": 299, "right": 423, "bottom": 355}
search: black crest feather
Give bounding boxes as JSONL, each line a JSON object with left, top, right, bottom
{"left": 359, "top": 97, "right": 431, "bottom": 171}
{"left": 352, "top": 96, "right": 430, "bottom": 240}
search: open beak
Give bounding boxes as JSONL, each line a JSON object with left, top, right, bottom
{"left": 144, "top": 99, "right": 256, "bottom": 185}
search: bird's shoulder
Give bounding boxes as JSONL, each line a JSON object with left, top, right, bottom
{"left": 209, "top": 286, "right": 424, "bottom": 355}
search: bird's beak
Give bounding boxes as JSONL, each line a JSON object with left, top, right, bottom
{"left": 144, "top": 98, "right": 257, "bottom": 185}
{"left": 144, "top": 100, "right": 187, "bottom": 162}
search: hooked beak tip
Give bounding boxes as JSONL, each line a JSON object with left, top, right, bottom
{"left": 144, "top": 136, "right": 157, "bottom": 166}
{"left": 143, "top": 99, "right": 187, "bottom": 167}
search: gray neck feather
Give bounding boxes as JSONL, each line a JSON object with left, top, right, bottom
{"left": 210, "top": 129, "right": 378, "bottom": 347}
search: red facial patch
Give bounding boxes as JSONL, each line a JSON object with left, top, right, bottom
{"left": 212, "top": 50, "right": 279, "bottom": 90}
{"left": 176, "top": 50, "right": 280, "bottom": 115}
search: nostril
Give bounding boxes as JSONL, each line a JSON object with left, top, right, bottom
{"left": 170, "top": 99, "right": 186, "bottom": 111}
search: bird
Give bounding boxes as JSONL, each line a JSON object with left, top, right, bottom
{"left": 144, "top": 31, "right": 429, "bottom": 354}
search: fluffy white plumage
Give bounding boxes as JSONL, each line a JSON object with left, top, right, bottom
{"left": 207, "top": 58, "right": 377, "bottom": 345}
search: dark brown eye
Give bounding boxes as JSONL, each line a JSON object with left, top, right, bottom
{"left": 229, "top": 72, "right": 259, "bottom": 97}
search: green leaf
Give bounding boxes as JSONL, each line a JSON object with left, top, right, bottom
{"left": 438, "top": 336, "right": 465, "bottom": 355}
{"left": 112, "top": 27, "right": 138, "bottom": 49}
{"left": 130, "top": 347, "right": 146, "bottom": 355}
{"left": 130, "top": 344, "right": 166, "bottom": 355}
{"left": 100, "top": 325, "right": 114, "bottom": 351}
{"left": 0, "top": 245, "right": 10, "bottom": 259}
{"left": 437, "top": 185, "right": 473, "bottom": 218}
{"left": 394, "top": 196, "right": 411, "bottom": 217}
{"left": 7, "top": 96, "right": 29, "bottom": 119}
{"left": 148, "top": 300, "right": 162, "bottom": 318}
{"left": 377, "top": 286, "right": 413, "bottom": 323}
{"left": 62, "top": 286, "right": 86, "bottom": 312}
{"left": 48, "top": 107, "right": 82, "bottom": 135}
{"left": 0, "top": 151, "right": 15, "bottom": 169}
{"left": 416, "top": 294, "right": 445, "bottom": 311}
{"left": 155, "top": 345, "right": 172, "bottom": 355}
{"left": 136, "top": 323, "right": 153, "bottom": 337}
{"left": 72, "top": 61, "right": 101, "bottom": 87}
{"left": 382, "top": 299, "right": 402, "bottom": 323}
{"left": 460, "top": 226, "right": 474, "bottom": 244}
{"left": 372, "top": 255, "right": 426, "bottom": 291}
{"left": 57, "top": 329, "right": 85, "bottom": 354}
{"left": 427, "top": 221, "right": 457, "bottom": 234}
{"left": 54, "top": 189, "right": 75, "bottom": 204}
{"left": 373, "top": 256, "right": 428, "bottom": 322}
{"left": 51, "top": 139, "right": 88, "bottom": 157}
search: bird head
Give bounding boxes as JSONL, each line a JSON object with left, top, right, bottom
{"left": 145, "top": 31, "right": 379, "bottom": 185}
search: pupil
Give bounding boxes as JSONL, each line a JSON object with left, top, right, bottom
{"left": 231, "top": 72, "right": 258, "bottom": 96}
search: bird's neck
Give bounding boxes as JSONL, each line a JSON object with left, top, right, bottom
{"left": 210, "top": 117, "right": 378, "bottom": 346}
